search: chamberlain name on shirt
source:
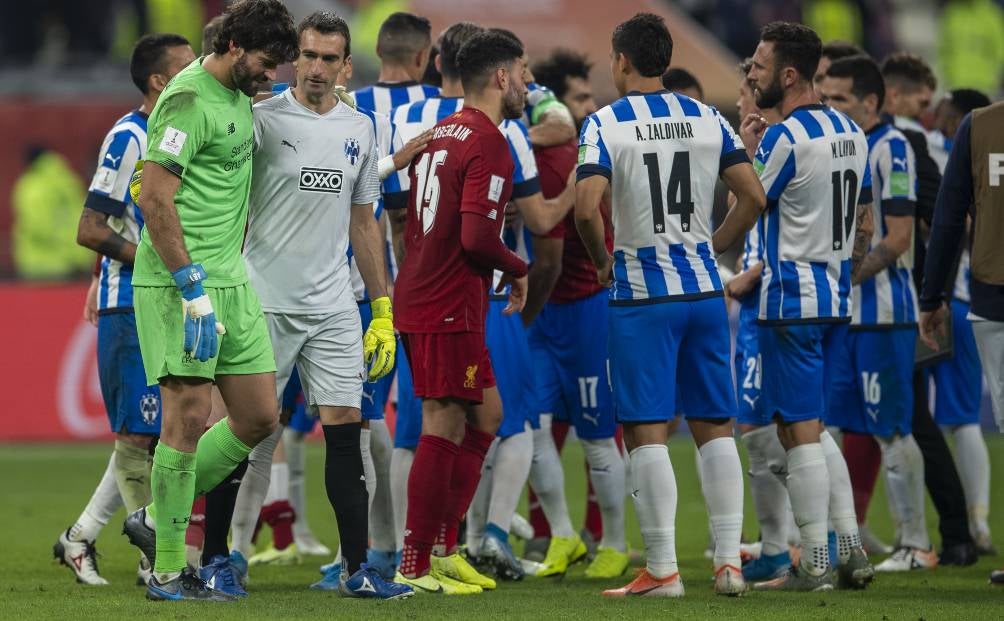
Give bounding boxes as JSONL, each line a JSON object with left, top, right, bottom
{"left": 832, "top": 139, "right": 857, "bottom": 158}
{"left": 433, "top": 123, "right": 472, "bottom": 142}
{"left": 636, "top": 121, "right": 694, "bottom": 142}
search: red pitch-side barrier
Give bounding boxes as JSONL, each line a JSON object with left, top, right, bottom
{"left": 0, "top": 282, "right": 397, "bottom": 441}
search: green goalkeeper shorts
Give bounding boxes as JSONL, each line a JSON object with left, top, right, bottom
{"left": 134, "top": 283, "right": 276, "bottom": 386}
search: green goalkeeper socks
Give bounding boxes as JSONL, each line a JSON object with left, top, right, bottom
{"left": 150, "top": 442, "right": 196, "bottom": 575}
{"left": 194, "top": 418, "right": 253, "bottom": 496}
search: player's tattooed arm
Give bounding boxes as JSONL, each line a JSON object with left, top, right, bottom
{"left": 77, "top": 208, "right": 137, "bottom": 264}
{"left": 849, "top": 201, "right": 875, "bottom": 284}
{"left": 136, "top": 160, "right": 192, "bottom": 271}
{"left": 852, "top": 212, "right": 913, "bottom": 285}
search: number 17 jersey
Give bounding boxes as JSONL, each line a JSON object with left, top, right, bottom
{"left": 576, "top": 90, "right": 748, "bottom": 303}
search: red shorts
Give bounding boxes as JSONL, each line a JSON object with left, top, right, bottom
{"left": 402, "top": 331, "right": 495, "bottom": 403}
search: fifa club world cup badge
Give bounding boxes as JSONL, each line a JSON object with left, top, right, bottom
{"left": 344, "top": 138, "right": 361, "bottom": 166}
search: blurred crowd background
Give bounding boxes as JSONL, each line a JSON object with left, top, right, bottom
{"left": 1, "top": 0, "right": 1002, "bottom": 281}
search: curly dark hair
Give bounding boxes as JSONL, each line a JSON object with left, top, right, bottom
{"left": 456, "top": 30, "right": 524, "bottom": 93}
{"left": 532, "top": 49, "right": 592, "bottom": 98}
{"left": 612, "top": 13, "right": 673, "bottom": 78}
{"left": 760, "top": 21, "right": 821, "bottom": 83}
{"left": 211, "top": 0, "right": 298, "bottom": 63}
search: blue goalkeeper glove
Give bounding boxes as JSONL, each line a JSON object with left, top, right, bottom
{"left": 171, "top": 264, "right": 226, "bottom": 362}
{"left": 362, "top": 296, "right": 395, "bottom": 381}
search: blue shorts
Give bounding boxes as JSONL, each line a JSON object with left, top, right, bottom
{"left": 828, "top": 327, "right": 916, "bottom": 437}
{"left": 932, "top": 299, "right": 983, "bottom": 426}
{"left": 735, "top": 298, "right": 765, "bottom": 426}
{"left": 528, "top": 290, "right": 616, "bottom": 439}
{"left": 282, "top": 367, "right": 317, "bottom": 434}
{"left": 359, "top": 302, "right": 395, "bottom": 421}
{"left": 758, "top": 321, "right": 847, "bottom": 424}
{"left": 393, "top": 347, "right": 423, "bottom": 449}
{"left": 487, "top": 299, "right": 537, "bottom": 438}
{"left": 97, "top": 312, "right": 161, "bottom": 435}
{"left": 609, "top": 295, "right": 736, "bottom": 423}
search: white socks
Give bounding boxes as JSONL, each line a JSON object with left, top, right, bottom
{"left": 264, "top": 462, "right": 290, "bottom": 506}
{"left": 819, "top": 429, "right": 861, "bottom": 561}
{"left": 390, "top": 447, "right": 414, "bottom": 551}
{"left": 581, "top": 437, "right": 626, "bottom": 552}
{"left": 786, "top": 443, "right": 830, "bottom": 576}
{"left": 740, "top": 425, "right": 790, "bottom": 556}
{"left": 113, "top": 439, "right": 152, "bottom": 512}
{"left": 231, "top": 424, "right": 282, "bottom": 557}
{"left": 488, "top": 427, "right": 535, "bottom": 535}
{"left": 698, "top": 437, "right": 744, "bottom": 569}
{"left": 284, "top": 428, "right": 313, "bottom": 540}
{"left": 528, "top": 414, "right": 574, "bottom": 538}
{"left": 630, "top": 444, "right": 678, "bottom": 578}
{"left": 952, "top": 424, "right": 992, "bottom": 541}
{"left": 466, "top": 438, "right": 498, "bottom": 554}
{"left": 360, "top": 428, "right": 377, "bottom": 504}
{"left": 879, "top": 434, "right": 929, "bottom": 550}
{"left": 368, "top": 420, "right": 397, "bottom": 552}
{"left": 69, "top": 452, "right": 123, "bottom": 542}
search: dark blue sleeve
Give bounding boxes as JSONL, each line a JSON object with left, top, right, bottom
{"left": 920, "top": 113, "right": 973, "bottom": 310}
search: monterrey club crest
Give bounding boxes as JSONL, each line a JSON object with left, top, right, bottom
{"left": 344, "top": 137, "right": 360, "bottom": 165}
{"left": 140, "top": 392, "right": 161, "bottom": 425}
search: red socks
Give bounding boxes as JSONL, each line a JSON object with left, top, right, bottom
{"left": 261, "top": 500, "right": 296, "bottom": 550}
{"left": 400, "top": 434, "right": 459, "bottom": 577}
{"left": 440, "top": 425, "right": 495, "bottom": 553}
{"left": 843, "top": 431, "right": 881, "bottom": 523}
{"left": 185, "top": 496, "right": 206, "bottom": 549}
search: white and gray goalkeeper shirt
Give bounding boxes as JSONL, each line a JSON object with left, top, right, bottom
{"left": 245, "top": 89, "right": 381, "bottom": 314}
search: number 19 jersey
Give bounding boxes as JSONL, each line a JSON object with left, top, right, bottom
{"left": 576, "top": 90, "right": 747, "bottom": 303}
{"left": 755, "top": 104, "right": 871, "bottom": 323}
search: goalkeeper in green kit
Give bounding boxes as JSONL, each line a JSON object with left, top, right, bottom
{"left": 121, "top": 0, "right": 299, "bottom": 601}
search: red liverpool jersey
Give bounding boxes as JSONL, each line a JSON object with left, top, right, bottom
{"left": 395, "top": 107, "right": 516, "bottom": 333}
{"left": 535, "top": 140, "right": 613, "bottom": 303}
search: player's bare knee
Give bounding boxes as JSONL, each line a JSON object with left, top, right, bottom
{"left": 115, "top": 430, "right": 155, "bottom": 450}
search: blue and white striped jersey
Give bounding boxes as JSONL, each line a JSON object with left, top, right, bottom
{"left": 755, "top": 104, "right": 872, "bottom": 323}
{"left": 391, "top": 97, "right": 541, "bottom": 199}
{"left": 576, "top": 90, "right": 748, "bottom": 304}
{"left": 350, "top": 106, "right": 410, "bottom": 302}
{"left": 351, "top": 81, "right": 440, "bottom": 117}
{"left": 84, "top": 109, "right": 148, "bottom": 311}
{"left": 852, "top": 122, "right": 918, "bottom": 327}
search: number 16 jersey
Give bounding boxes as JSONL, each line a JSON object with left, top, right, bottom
{"left": 576, "top": 90, "right": 747, "bottom": 304}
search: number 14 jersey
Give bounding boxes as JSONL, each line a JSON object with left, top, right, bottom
{"left": 577, "top": 90, "right": 748, "bottom": 304}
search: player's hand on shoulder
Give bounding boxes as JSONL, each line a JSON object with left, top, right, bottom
{"left": 129, "top": 161, "right": 144, "bottom": 205}
{"left": 393, "top": 129, "right": 434, "bottom": 171}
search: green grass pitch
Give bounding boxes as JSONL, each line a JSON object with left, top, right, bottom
{"left": 3, "top": 436, "right": 1003, "bottom": 619}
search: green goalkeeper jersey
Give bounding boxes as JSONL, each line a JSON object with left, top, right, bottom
{"left": 133, "top": 57, "right": 254, "bottom": 287}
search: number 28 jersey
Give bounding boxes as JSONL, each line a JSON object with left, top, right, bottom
{"left": 755, "top": 104, "right": 871, "bottom": 323}
{"left": 394, "top": 107, "right": 515, "bottom": 334}
{"left": 577, "top": 90, "right": 747, "bottom": 303}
